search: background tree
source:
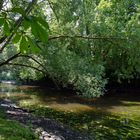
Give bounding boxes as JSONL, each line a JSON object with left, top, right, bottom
{"left": 0, "top": 0, "right": 140, "bottom": 97}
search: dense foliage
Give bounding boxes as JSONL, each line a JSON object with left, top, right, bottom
{"left": 0, "top": 0, "right": 140, "bottom": 97}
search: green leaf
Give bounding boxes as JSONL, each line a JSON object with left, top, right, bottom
{"left": 36, "top": 17, "right": 49, "bottom": 30}
{"left": 20, "top": 36, "right": 29, "bottom": 53}
{"left": 26, "top": 16, "right": 49, "bottom": 43}
{"left": 22, "top": 20, "right": 31, "bottom": 30}
{"left": 10, "top": 0, "right": 14, "bottom": 4}
{"left": 11, "top": 7, "right": 26, "bottom": 16}
{"left": 3, "top": 21, "right": 10, "bottom": 35}
{"left": 27, "top": 37, "right": 40, "bottom": 53}
{"left": 36, "top": 23, "right": 48, "bottom": 43}
{"left": 12, "top": 33, "right": 21, "bottom": 44}
{"left": 0, "top": 18, "right": 4, "bottom": 26}
{"left": 30, "top": 22, "right": 38, "bottom": 37}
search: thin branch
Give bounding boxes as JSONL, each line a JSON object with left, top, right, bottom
{"left": 1, "top": 53, "right": 60, "bottom": 89}
{"left": 0, "top": 0, "right": 3, "bottom": 11}
{"left": 47, "top": 0, "right": 59, "bottom": 22}
{"left": 18, "top": 54, "right": 60, "bottom": 89}
{"left": 0, "top": 53, "right": 45, "bottom": 74}
{"left": 0, "top": 52, "right": 20, "bottom": 67}
{"left": 48, "top": 35, "right": 126, "bottom": 41}
{"left": 18, "top": 54, "right": 47, "bottom": 71}
{"left": 7, "top": 63, "right": 45, "bottom": 74}
{"left": 38, "top": 0, "right": 46, "bottom": 4}
{"left": 0, "top": 0, "right": 38, "bottom": 53}
{"left": 0, "top": 37, "right": 6, "bottom": 44}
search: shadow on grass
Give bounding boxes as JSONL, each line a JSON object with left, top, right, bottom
{"left": 0, "top": 107, "right": 37, "bottom": 140}
{"left": 1, "top": 83, "right": 140, "bottom": 139}
{"left": 21, "top": 103, "right": 140, "bottom": 140}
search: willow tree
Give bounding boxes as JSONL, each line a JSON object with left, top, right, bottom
{"left": 36, "top": 0, "right": 140, "bottom": 97}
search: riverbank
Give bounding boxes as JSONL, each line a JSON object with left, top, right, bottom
{"left": 0, "top": 104, "right": 38, "bottom": 140}
{"left": 0, "top": 83, "right": 140, "bottom": 139}
{"left": 0, "top": 98, "right": 92, "bottom": 140}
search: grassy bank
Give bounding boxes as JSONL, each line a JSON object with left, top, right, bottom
{"left": 1, "top": 83, "right": 140, "bottom": 140}
{"left": 0, "top": 107, "right": 38, "bottom": 140}
{"left": 19, "top": 103, "right": 140, "bottom": 140}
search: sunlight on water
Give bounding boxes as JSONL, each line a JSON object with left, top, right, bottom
{"left": 0, "top": 83, "right": 140, "bottom": 117}
{"left": 47, "top": 102, "right": 95, "bottom": 112}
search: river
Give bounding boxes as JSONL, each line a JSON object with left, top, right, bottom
{"left": 0, "top": 82, "right": 140, "bottom": 116}
{"left": 0, "top": 82, "right": 140, "bottom": 139}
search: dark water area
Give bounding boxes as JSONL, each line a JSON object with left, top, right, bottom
{"left": 0, "top": 82, "right": 140, "bottom": 117}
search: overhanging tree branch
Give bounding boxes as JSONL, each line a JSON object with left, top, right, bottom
{"left": 0, "top": 52, "right": 20, "bottom": 67}
{"left": 0, "top": 53, "right": 45, "bottom": 74}
{"left": 48, "top": 35, "right": 126, "bottom": 41}
{"left": 7, "top": 63, "right": 46, "bottom": 74}
{"left": 17, "top": 54, "right": 60, "bottom": 89}
{"left": 18, "top": 54, "right": 47, "bottom": 71}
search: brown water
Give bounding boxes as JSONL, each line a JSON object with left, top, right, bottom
{"left": 0, "top": 83, "right": 140, "bottom": 118}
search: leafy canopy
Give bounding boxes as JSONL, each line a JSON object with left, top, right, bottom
{"left": 0, "top": 0, "right": 140, "bottom": 97}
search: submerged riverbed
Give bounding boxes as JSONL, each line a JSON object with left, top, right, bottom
{"left": 0, "top": 82, "right": 140, "bottom": 139}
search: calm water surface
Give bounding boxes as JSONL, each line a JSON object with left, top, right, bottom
{"left": 0, "top": 83, "right": 140, "bottom": 118}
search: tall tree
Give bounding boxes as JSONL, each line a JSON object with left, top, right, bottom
{"left": 0, "top": 0, "right": 140, "bottom": 97}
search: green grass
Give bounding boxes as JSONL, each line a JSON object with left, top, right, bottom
{"left": 0, "top": 107, "right": 38, "bottom": 140}
{"left": 1, "top": 84, "right": 140, "bottom": 140}
{"left": 19, "top": 104, "right": 140, "bottom": 140}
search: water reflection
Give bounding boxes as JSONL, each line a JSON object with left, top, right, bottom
{"left": 0, "top": 83, "right": 140, "bottom": 117}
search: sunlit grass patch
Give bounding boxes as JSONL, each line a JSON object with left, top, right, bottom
{"left": 0, "top": 107, "right": 38, "bottom": 140}
{"left": 19, "top": 103, "right": 140, "bottom": 140}
{"left": 1, "top": 83, "right": 140, "bottom": 139}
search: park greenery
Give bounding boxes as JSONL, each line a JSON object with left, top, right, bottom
{"left": 0, "top": 107, "right": 38, "bottom": 140}
{"left": 0, "top": 1, "right": 140, "bottom": 139}
{"left": 0, "top": 84, "right": 140, "bottom": 140}
{"left": 0, "top": 0, "right": 140, "bottom": 96}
